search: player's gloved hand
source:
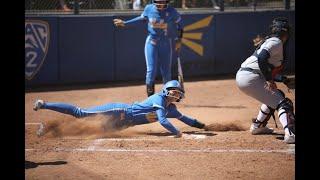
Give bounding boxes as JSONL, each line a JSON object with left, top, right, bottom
{"left": 265, "top": 80, "right": 277, "bottom": 91}
{"left": 113, "top": 19, "right": 125, "bottom": 27}
{"left": 175, "top": 39, "right": 182, "bottom": 52}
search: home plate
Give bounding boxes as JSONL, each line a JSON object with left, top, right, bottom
{"left": 183, "top": 134, "right": 207, "bottom": 140}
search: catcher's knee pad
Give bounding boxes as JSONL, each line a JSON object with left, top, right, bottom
{"left": 277, "top": 98, "right": 295, "bottom": 135}
{"left": 253, "top": 104, "right": 275, "bottom": 127}
{"left": 276, "top": 89, "right": 285, "bottom": 98}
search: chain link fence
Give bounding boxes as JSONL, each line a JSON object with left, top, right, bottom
{"left": 25, "top": 0, "right": 295, "bottom": 14}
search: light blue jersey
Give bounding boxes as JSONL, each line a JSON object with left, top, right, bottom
{"left": 38, "top": 93, "right": 202, "bottom": 135}
{"left": 125, "top": 4, "right": 182, "bottom": 39}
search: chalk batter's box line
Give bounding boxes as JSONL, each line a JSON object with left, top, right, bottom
{"left": 25, "top": 123, "right": 295, "bottom": 154}
{"left": 25, "top": 147, "right": 295, "bottom": 154}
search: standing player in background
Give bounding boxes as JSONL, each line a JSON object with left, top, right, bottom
{"left": 113, "top": 0, "right": 183, "bottom": 97}
{"left": 33, "top": 80, "right": 207, "bottom": 138}
{"left": 235, "top": 17, "right": 295, "bottom": 144}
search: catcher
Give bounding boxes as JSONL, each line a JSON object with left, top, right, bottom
{"left": 33, "top": 80, "right": 207, "bottom": 137}
{"left": 235, "top": 17, "right": 295, "bottom": 144}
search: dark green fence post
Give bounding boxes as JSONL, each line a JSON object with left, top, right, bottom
{"left": 219, "top": 0, "right": 224, "bottom": 11}
{"left": 74, "top": 0, "right": 80, "bottom": 14}
{"left": 284, "top": 0, "right": 290, "bottom": 10}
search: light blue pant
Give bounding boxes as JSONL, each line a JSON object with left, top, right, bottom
{"left": 41, "top": 102, "right": 132, "bottom": 129}
{"left": 144, "top": 35, "right": 173, "bottom": 86}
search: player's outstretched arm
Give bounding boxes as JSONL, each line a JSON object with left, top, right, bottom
{"left": 113, "top": 16, "right": 146, "bottom": 28}
{"left": 113, "top": 19, "right": 125, "bottom": 27}
{"left": 178, "top": 115, "right": 207, "bottom": 130}
{"left": 166, "top": 105, "right": 207, "bottom": 130}
{"left": 156, "top": 109, "right": 181, "bottom": 137}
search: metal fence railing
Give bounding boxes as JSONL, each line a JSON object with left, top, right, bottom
{"left": 25, "top": 0, "right": 295, "bottom": 14}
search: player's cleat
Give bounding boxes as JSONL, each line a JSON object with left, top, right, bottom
{"left": 146, "top": 84, "right": 155, "bottom": 97}
{"left": 37, "top": 122, "right": 46, "bottom": 137}
{"left": 284, "top": 134, "right": 295, "bottom": 144}
{"left": 33, "top": 99, "right": 45, "bottom": 111}
{"left": 250, "top": 124, "right": 274, "bottom": 135}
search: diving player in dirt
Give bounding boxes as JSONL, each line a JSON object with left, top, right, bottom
{"left": 34, "top": 80, "right": 208, "bottom": 138}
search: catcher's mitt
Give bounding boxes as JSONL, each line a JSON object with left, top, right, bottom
{"left": 282, "top": 76, "right": 295, "bottom": 89}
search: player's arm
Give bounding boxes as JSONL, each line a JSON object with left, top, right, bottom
{"left": 256, "top": 49, "right": 279, "bottom": 90}
{"left": 114, "top": 16, "right": 146, "bottom": 27}
{"left": 257, "top": 49, "right": 272, "bottom": 81}
{"left": 167, "top": 104, "right": 206, "bottom": 129}
{"left": 257, "top": 40, "right": 284, "bottom": 81}
{"left": 113, "top": 5, "right": 149, "bottom": 27}
{"left": 156, "top": 109, "right": 181, "bottom": 137}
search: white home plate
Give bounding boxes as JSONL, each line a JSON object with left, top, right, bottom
{"left": 183, "top": 134, "right": 207, "bottom": 139}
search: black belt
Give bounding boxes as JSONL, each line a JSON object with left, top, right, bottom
{"left": 239, "top": 67, "right": 261, "bottom": 74}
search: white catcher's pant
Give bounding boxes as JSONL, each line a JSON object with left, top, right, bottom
{"left": 235, "top": 69, "right": 284, "bottom": 109}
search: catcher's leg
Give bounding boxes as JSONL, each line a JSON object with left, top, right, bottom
{"left": 250, "top": 104, "right": 275, "bottom": 135}
{"left": 277, "top": 97, "right": 295, "bottom": 144}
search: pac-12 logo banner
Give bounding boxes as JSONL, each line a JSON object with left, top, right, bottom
{"left": 25, "top": 20, "right": 50, "bottom": 80}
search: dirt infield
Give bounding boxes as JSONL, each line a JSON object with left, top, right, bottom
{"left": 25, "top": 78, "right": 295, "bottom": 180}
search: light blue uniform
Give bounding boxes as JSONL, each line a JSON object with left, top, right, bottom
{"left": 39, "top": 93, "right": 201, "bottom": 135}
{"left": 124, "top": 4, "right": 182, "bottom": 86}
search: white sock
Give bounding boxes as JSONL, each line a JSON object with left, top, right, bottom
{"left": 256, "top": 104, "right": 270, "bottom": 122}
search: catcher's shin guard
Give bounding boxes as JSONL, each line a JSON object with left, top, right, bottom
{"left": 253, "top": 104, "right": 276, "bottom": 128}
{"left": 277, "top": 98, "right": 295, "bottom": 135}
{"left": 250, "top": 104, "right": 275, "bottom": 135}
{"left": 146, "top": 84, "right": 155, "bottom": 97}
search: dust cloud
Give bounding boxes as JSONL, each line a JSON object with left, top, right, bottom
{"left": 40, "top": 114, "right": 138, "bottom": 138}
{"left": 205, "top": 122, "right": 247, "bottom": 131}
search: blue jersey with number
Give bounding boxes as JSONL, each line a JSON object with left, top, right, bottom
{"left": 125, "top": 4, "right": 182, "bottom": 39}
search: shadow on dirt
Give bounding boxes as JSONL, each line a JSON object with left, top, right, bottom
{"left": 144, "top": 131, "right": 216, "bottom": 137}
{"left": 25, "top": 160, "right": 67, "bottom": 169}
{"left": 275, "top": 133, "right": 285, "bottom": 140}
{"left": 25, "top": 74, "right": 236, "bottom": 93}
{"left": 182, "top": 104, "right": 246, "bottom": 109}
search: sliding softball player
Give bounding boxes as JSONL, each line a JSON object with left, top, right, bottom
{"left": 34, "top": 80, "right": 207, "bottom": 137}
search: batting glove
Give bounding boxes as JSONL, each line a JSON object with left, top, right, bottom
{"left": 113, "top": 19, "right": 125, "bottom": 27}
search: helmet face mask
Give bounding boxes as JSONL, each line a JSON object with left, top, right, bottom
{"left": 270, "top": 17, "right": 291, "bottom": 39}
{"left": 162, "top": 80, "right": 185, "bottom": 102}
{"left": 153, "top": 0, "right": 169, "bottom": 10}
{"left": 166, "top": 89, "right": 184, "bottom": 102}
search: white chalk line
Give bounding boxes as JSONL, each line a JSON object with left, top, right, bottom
{"left": 25, "top": 123, "right": 42, "bottom": 125}
{"left": 61, "top": 137, "right": 164, "bottom": 141}
{"left": 25, "top": 123, "right": 294, "bottom": 154}
{"left": 88, "top": 138, "right": 106, "bottom": 151}
{"left": 25, "top": 147, "right": 294, "bottom": 154}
